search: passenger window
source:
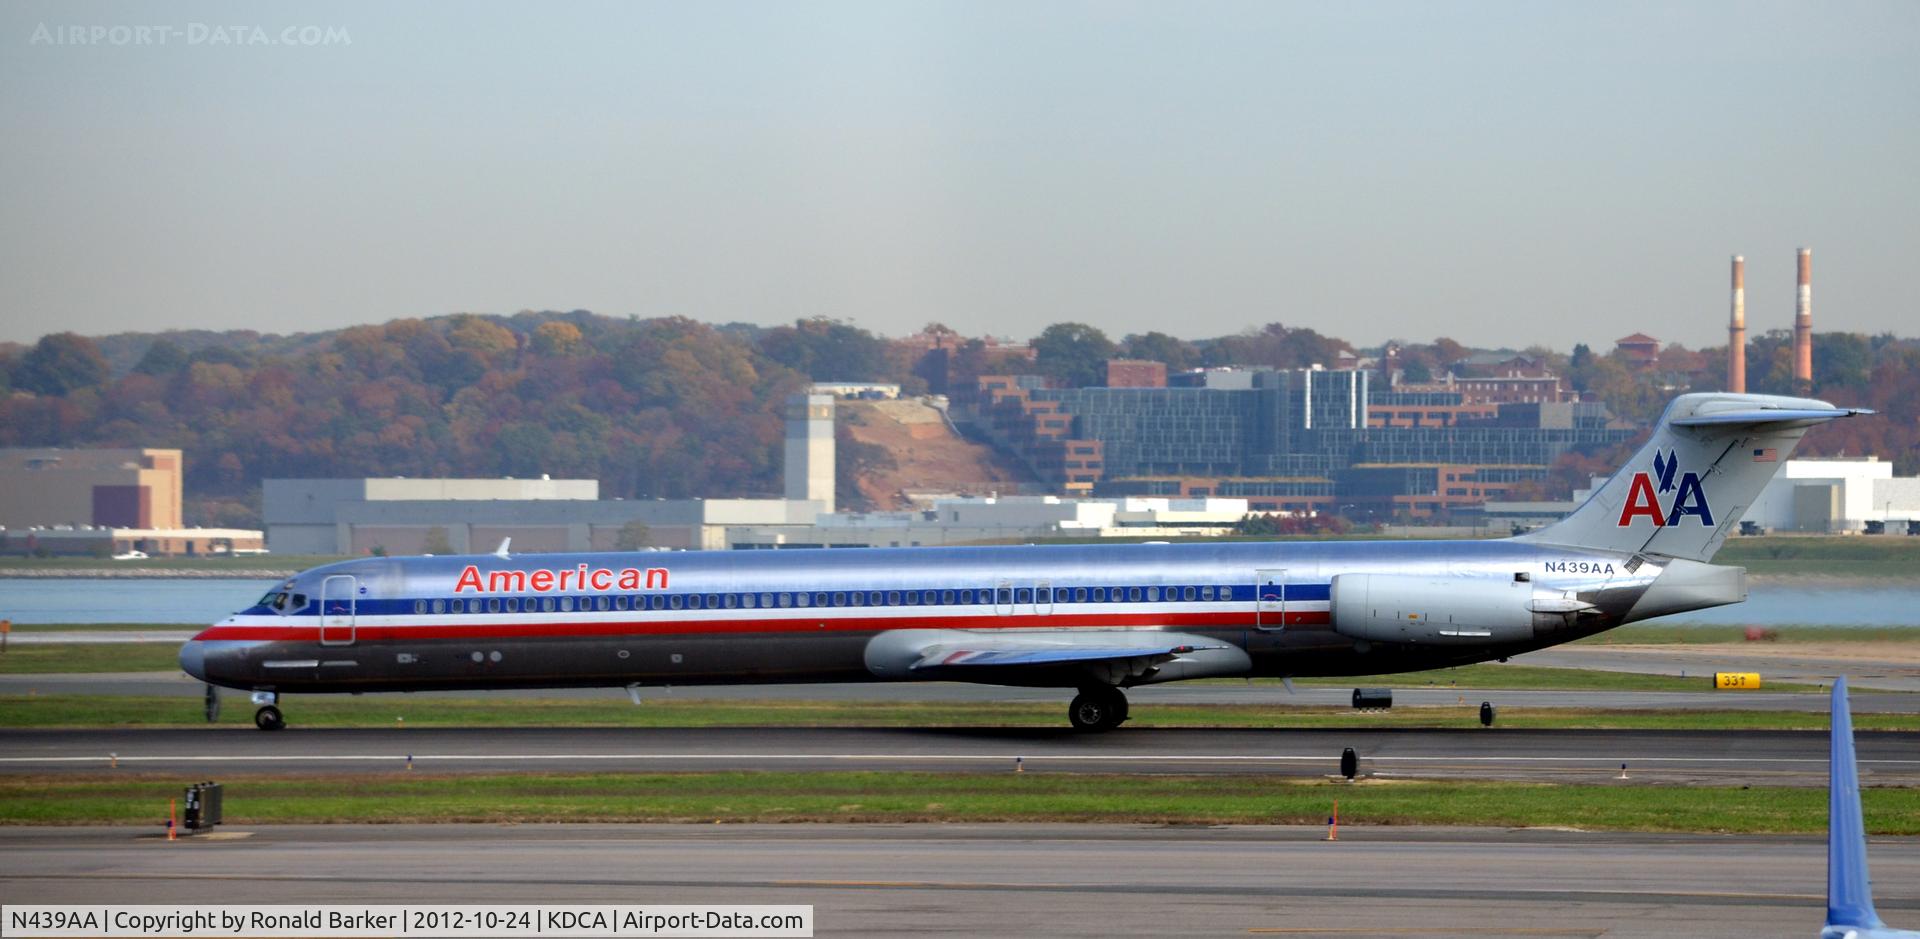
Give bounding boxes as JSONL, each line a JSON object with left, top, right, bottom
{"left": 795, "top": 592, "right": 811, "bottom": 607}
{"left": 1074, "top": 587, "right": 1087, "bottom": 602}
{"left": 850, "top": 592, "right": 865, "bottom": 606}
{"left": 777, "top": 593, "right": 791, "bottom": 607}
{"left": 870, "top": 591, "right": 883, "bottom": 605}
{"left": 833, "top": 592, "right": 847, "bottom": 606}
{"left": 506, "top": 597, "right": 519, "bottom": 612}
{"left": 1146, "top": 587, "right": 1160, "bottom": 602}
{"left": 996, "top": 587, "right": 1012, "bottom": 604}
{"left": 706, "top": 594, "right": 719, "bottom": 608}
{"left": 1128, "top": 587, "right": 1142, "bottom": 602}
{"left": 559, "top": 597, "right": 574, "bottom": 612}
{"left": 724, "top": 594, "right": 738, "bottom": 609}
{"left": 941, "top": 590, "right": 955, "bottom": 605}
{"left": 1016, "top": 588, "right": 1032, "bottom": 604}
{"left": 761, "top": 593, "right": 774, "bottom": 608}
{"left": 488, "top": 598, "right": 501, "bottom": 613}
{"left": 1200, "top": 586, "right": 1213, "bottom": 601}
{"left": 1036, "top": 588, "right": 1051, "bottom": 603}
{"left": 904, "top": 591, "right": 919, "bottom": 606}
{"left": 432, "top": 599, "right": 446, "bottom": 614}
{"left": 887, "top": 591, "right": 900, "bottom": 605}
{"left": 1183, "top": 586, "right": 1195, "bottom": 601}
{"left": 740, "top": 594, "right": 755, "bottom": 609}
{"left": 1091, "top": 587, "right": 1106, "bottom": 602}
{"left": 595, "top": 596, "right": 609, "bottom": 611}
{"left": 670, "top": 594, "right": 685, "bottom": 610}
{"left": 615, "top": 596, "right": 630, "bottom": 611}
{"left": 686, "top": 594, "right": 702, "bottom": 610}
{"left": 414, "top": 600, "right": 426, "bottom": 614}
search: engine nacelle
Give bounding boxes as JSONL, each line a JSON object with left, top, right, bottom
{"left": 1330, "top": 573, "right": 1584, "bottom": 644}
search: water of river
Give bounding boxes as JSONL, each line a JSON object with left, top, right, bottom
{"left": 0, "top": 577, "right": 1915, "bottom": 627}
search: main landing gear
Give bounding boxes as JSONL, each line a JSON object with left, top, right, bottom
{"left": 251, "top": 691, "right": 285, "bottom": 731}
{"left": 1068, "top": 686, "right": 1129, "bottom": 732}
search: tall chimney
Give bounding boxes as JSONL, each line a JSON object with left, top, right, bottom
{"left": 1728, "top": 255, "right": 1746, "bottom": 393}
{"left": 1793, "top": 247, "right": 1813, "bottom": 386}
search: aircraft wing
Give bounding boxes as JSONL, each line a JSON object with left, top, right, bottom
{"left": 865, "top": 629, "right": 1252, "bottom": 686}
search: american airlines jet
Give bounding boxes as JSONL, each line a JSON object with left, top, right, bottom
{"left": 181, "top": 393, "right": 1864, "bottom": 732}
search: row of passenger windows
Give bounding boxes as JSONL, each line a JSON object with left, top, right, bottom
{"left": 410, "top": 584, "right": 1237, "bottom": 616}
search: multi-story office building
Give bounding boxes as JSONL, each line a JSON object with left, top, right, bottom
{"left": 966, "top": 364, "right": 1636, "bottom": 520}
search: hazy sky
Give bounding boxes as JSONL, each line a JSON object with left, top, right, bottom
{"left": 3, "top": 1, "right": 1917, "bottom": 350}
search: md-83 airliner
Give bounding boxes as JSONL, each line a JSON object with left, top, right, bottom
{"left": 181, "top": 392, "right": 1864, "bottom": 731}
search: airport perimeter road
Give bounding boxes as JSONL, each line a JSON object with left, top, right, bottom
{"left": 4, "top": 726, "right": 1916, "bottom": 785}
{"left": 3, "top": 824, "right": 1916, "bottom": 936}
{"left": 8, "top": 671, "right": 1920, "bottom": 712}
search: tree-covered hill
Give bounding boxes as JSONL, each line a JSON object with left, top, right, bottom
{"left": 2, "top": 312, "right": 1915, "bottom": 526}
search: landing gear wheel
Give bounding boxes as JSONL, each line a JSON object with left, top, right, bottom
{"left": 254, "top": 705, "right": 285, "bottom": 731}
{"left": 1068, "top": 687, "right": 1129, "bottom": 732}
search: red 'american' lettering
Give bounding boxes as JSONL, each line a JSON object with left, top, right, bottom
{"left": 454, "top": 564, "right": 669, "bottom": 593}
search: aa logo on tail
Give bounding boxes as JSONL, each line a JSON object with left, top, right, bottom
{"left": 1616, "top": 449, "right": 1714, "bottom": 527}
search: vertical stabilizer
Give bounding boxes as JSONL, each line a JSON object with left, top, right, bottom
{"left": 1519, "top": 393, "right": 1867, "bottom": 562}
{"left": 1827, "top": 676, "right": 1885, "bottom": 932}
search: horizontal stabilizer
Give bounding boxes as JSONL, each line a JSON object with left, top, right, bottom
{"left": 1673, "top": 407, "right": 1870, "bottom": 427}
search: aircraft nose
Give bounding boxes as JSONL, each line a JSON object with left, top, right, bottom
{"left": 178, "top": 639, "right": 207, "bottom": 682}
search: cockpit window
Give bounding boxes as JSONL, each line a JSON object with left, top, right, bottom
{"left": 258, "top": 591, "right": 292, "bottom": 613}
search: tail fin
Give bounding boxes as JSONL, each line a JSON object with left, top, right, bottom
{"left": 1827, "top": 676, "right": 1886, "bottom": 932}
{"left": 1520, "top": 393, "right": 1868, "bottom": 562}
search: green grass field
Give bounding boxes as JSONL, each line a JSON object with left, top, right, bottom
{"left": 3, "top": 771, "right": 1914, "bottom": 833}
{"left": 1, "top": 694, "right": 1909, "bottom": 731}
{"left": 1715, "top": 536, "right": 1920, "bottom": 575}
{"left": 0, "top": 643, "right": 185, "bottom": 674}
{"left": 1578, "top": 624, "right": 1920, "bottom": 644}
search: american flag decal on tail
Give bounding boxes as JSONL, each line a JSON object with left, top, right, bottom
{"left": 1752, "top": 447, "right": 1777, "bottom": 462}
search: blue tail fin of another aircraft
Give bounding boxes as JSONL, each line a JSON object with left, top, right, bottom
{"left": 1828, "top": 676, "right": 1886, "bottom": 932}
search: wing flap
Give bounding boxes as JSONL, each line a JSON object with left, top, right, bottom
{"left": 916, "top": 642, "right": 1221, "bottom": 670}
{"left": 863, "top": 628, "right": 1251, "bottom": 684}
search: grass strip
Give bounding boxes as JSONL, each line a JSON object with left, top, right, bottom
{"left": 1290, "top": 663, "right": 1824, "bottom": 693}
{"left": 1, "top": 694, "right": 1911, "bottom": 731}
{"left": 0, "top": 644, "right": 185, "bottom": 674}
{"left": 1578, "top": 624, "right": 1920, "bottom": 645}
{"left": 1, "top": 771, "right": 1915, "bottom": 834}
{"left": 5, "top": 623, "right": 199, "bottom": 633}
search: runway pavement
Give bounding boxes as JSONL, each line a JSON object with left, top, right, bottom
{"left": 4, "top": 725, "right": 1916, "bottom": 785}
{"left": 3, "top": 823, "right": 1916, "bottom": 936}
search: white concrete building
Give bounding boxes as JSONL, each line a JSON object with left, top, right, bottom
{"left": 1742, "top": 457, "right": 1920, "bottom": 532}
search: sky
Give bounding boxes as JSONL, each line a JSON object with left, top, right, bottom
{"left": 2, "top": 1, "right": 1917, "bottom": 351}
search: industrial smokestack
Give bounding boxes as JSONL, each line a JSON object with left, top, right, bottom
{"left": 1793, "top": 247, "right": 1813, "bottom": 386}
{"left": 1728, "top": 255, "right": 1746, "bottom": 393}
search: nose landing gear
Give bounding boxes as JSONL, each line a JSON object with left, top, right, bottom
{"left": 250, "top": 691, "right": 286, "bottom": 731}
{"left": 1068, "top": 686, "right": 1129, "bottom": 732}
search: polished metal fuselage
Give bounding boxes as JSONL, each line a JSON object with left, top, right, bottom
{"left": 183, "top": 538, "right": 1683, "bottom": 695}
